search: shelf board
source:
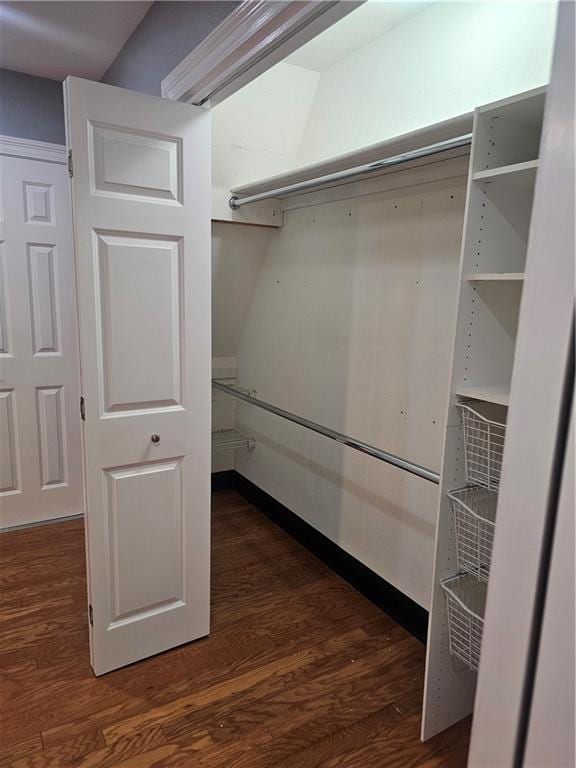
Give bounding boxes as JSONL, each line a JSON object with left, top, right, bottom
{"left": 231, "top": 113, "right": 473, "bottom": 199}
{"left": 472, "top": 160, "right": 538, "bottom": 189}
{"left": 457, "top": 385, "right": 510, "bottom": 407}
{"left": 468, "top": 272, "right": 524, "bottom": 282}
{"left": 212, "top": 430, "right": 255, "bottom": 452}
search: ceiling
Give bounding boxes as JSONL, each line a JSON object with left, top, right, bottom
{"left": 286, "top": 0, "right": 435, "bottom": 72}
{"left": 0, "top": 1, "right": 152, "bottom": 81}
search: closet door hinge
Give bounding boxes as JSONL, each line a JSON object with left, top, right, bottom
{"left": 80, "top": 396, "right": 85, "bottom": 421}
{"left": 88, "top": 604, "right": 93, "bottom": 627}
{"left": 67, "top": 149, "right": 73, "bottom": 178}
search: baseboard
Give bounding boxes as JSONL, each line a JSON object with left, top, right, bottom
{"left": 0, "top": 513, "right": 84, "bottom": 534}
{"left": 211, "top": 469, "right": 238, "bottom": 492}
{"left": 211, "top": 469, "right": 428, "bottom": 643}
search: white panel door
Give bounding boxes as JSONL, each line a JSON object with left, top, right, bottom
{"left": 0, "top": 151, "right": 82, "bottom": 529}
{"left": 64, "top": 77, "right": 211, "bottom": 675}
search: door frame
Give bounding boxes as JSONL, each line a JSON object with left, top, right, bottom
{"left": 161, "top": 0, "right": 362, "bottom": 106}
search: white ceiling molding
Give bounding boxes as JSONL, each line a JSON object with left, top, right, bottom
{"left": 161, "top": 0, "right": 362, "bottom": 106}
{"left": 0, "top": 135, "right": 66, "bottom": 164}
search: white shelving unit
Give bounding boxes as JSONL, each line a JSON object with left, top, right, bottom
{"left": 421, "top": 86, "right": 546, "bottom": 740}
{"left": 467, "top": 273, "right": 524, "bottom": 282}
{"left": 472, "top": 159, "right": 538, "bottom": 189}
{"left": 455, "top": 385, "right": 510, "bottom": 407}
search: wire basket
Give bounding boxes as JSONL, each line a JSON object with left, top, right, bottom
{"left": 442, "top": 574, "right": 488, "bottom": 672}
{"left": 448, "top": 486, "right": 498, "bottom": 582}
{"left": 458, "top": 402, "right": 507, "bottom": 490}
{"left": 211, "top": 429, "right": 255, "bottom": 452}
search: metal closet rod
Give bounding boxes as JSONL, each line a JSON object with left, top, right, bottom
{"left": 212, "top": 380, "right": 439, "bottom": 484}
{"left": 229, "top": 133, "right": 472, "bottom": 209}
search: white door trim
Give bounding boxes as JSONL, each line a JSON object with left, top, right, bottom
{"left": 0, "top": 134, "right": 67, "bottom": 164}
{"left": 1, "top": 513, "right": 84, "bottom": 534}
{"left": 161, "top": 0, "right": 361, "bottom": 106}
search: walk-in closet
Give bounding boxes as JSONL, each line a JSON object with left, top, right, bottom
{"left": 0, "top": 1, "right": 573, "bottom": 766}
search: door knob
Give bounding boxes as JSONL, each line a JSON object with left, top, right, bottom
{"left": 150, "top": 434, "right": 160, "bottom": 444}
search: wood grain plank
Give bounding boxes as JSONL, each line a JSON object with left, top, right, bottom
{"left": 0, "top": 734, "right": 43, "bottom": 764}
{"left": 102, "top": 628, "right": 369, "bottom": 744}
{"left": 41, "top": 616, "right": 383, "bottom": 748}
{"left": 10, "top": 729, "right": 105, "bottom": 768}
{"left": 0, "top": 490, "right": 470, "bottom": 767}
{"left": 0, "top": 658, "right": 39, "bottom": 677}
{"left": 162, "top": 626, "right": 411, "bottom": 745}
{"left": 163, "top": 639, "right": 424, "bottom": 767}
{"left": 12, "top": 727, "right": 166, "bottom": 768}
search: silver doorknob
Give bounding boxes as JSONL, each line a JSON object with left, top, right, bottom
{"left": 150, "top": 434, "right": 160, "bottom": 444}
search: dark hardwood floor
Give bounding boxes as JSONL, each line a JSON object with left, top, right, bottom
{"left": 0, "top": 490, "right": 471, "bottom": 767}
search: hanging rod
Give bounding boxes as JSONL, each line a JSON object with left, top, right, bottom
{"left": 229, "top": 133, "right": 472, "bottom": 209}
{"left": 212, "top": 380, "right": 439, "bottom": 484}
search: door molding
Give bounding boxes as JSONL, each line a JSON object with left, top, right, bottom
{"left": 1, "top": 513, "right": 84, "bottom": 534}
{"left": 161, "top": 0, "right": 361, "bottom": 106}
{"left": 0, "top": 134, "right": 66, "bottom": 164}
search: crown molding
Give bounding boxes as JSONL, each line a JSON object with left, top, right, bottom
{"left": 161, "top": 0, "right": 360, "bottom": 106}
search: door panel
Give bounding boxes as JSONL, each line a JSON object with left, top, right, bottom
{"left": 65, "top": 77, "right": 211, "bottom": 675}
{"left": 96, "top": 232, "right": 182, "bottom": 413}
{"left": 0, "top": 153, "right": 82, "bottom": 528}
{"left": 36, "top": 386, "right": 67, "bottom": 487}
{"left": 0, "top": 389, "right": 18, "bottom": 492}
{"left": 23, "top": 182, "right": 55, "bottom": 224}
{"left": 91, "top": 123, "right": 181, "bottom": 203}
{"left": 28, "top": 243, "right": 61, "bottom": 354}
{"left": 0, "top": 244, "right": 9, "bottom": 354}
{"left": 106, "top": 458, "right": 184, "bottom": 624}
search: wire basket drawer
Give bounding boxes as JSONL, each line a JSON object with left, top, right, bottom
{"left": 442, "top": 574, "right": 488, "bottom": 672}
{"left": 458, "top": 402, "right": 507, "bottom": 490}
{"left": 448, "top": 486, "right": 498, "bottom": 582}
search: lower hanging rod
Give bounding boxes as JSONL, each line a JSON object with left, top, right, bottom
{"left": 212, "top": 380, "right": 439, "bottom": 484}
{"left": 229, "top": 133, "right": 472, "bottom": 209}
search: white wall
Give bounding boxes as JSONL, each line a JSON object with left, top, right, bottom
{"left": 296, "top": 2, "right": 556, "bottom": 166}
{"left": 235, "top": 172, "right": 467, "bottom": 608}
{"left": 212, "top": 222, "right": 274, "bottom": 358}
{"left": 212, "top": 62, "right": 320, "bottom": 192}
{"left": 211, "top": 221, "right": 275, "bottom": 472}
{"left": 210, "top": 64, "right": 319, "bottom": 470}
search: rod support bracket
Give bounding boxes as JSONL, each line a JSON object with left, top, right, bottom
{"left": 229, "top": 195, "right": 240, "bottom": 210}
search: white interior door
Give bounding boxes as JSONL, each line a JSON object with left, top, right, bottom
{"left": 0, "top": 148, "right": 82, "bottom": 529}
{"left": 64, "top": 77, "right": 211, "bottom": 675}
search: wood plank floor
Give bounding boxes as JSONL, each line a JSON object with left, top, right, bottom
{"left": 0, "top": 490, "right": 471, "bottom": 767}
